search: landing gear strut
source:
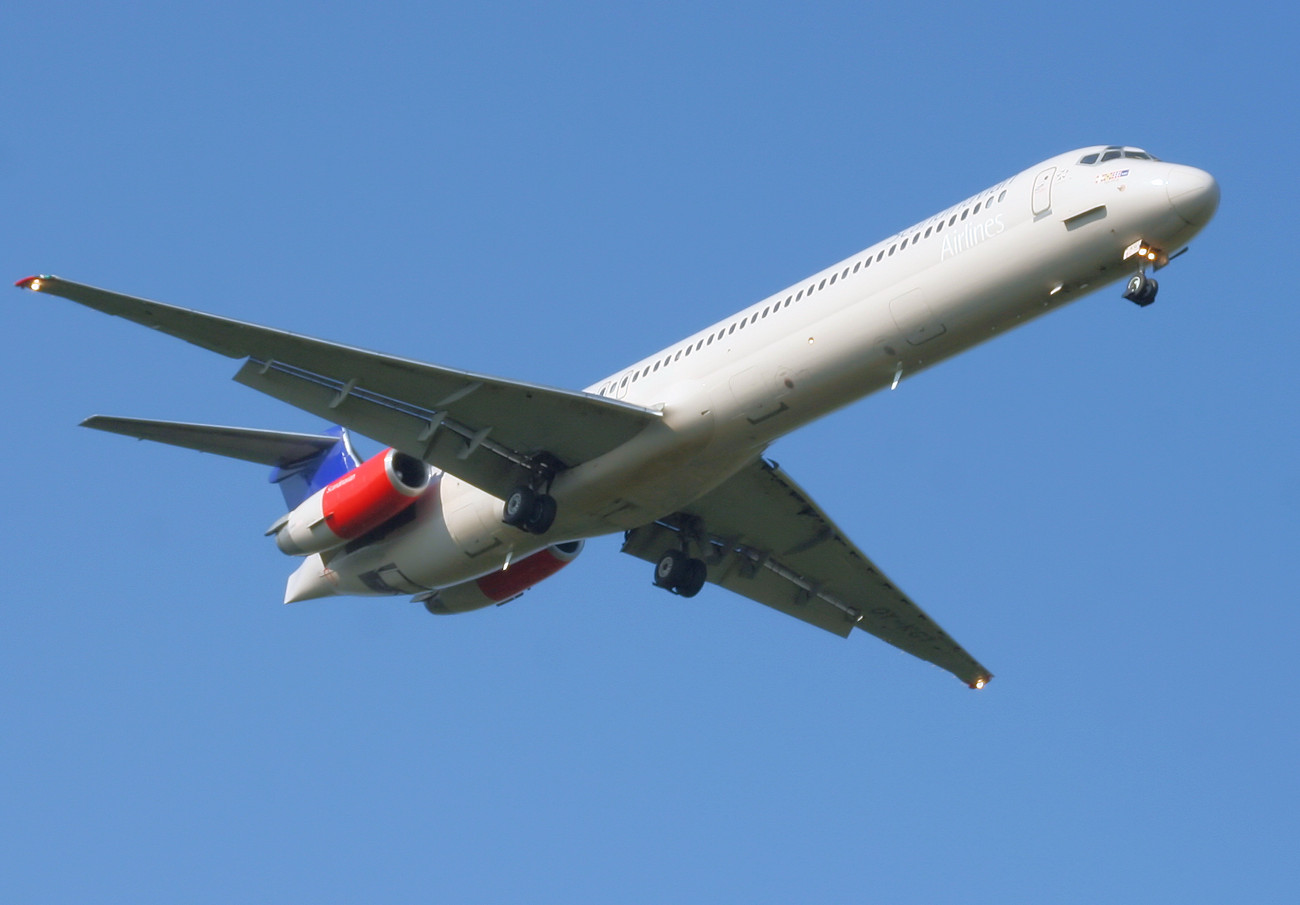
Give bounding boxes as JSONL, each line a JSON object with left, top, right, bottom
{"left": 1123, "top": 271, "right": 1159, "bottom": 307}
{"left": 653, "top": 548, "right": 708, "bottom": 598}
{"left": 502, "top": 486, "right": 557, "bottom": 534}
{"left": 501, "top": 453, "right": 564, "bottom": 535}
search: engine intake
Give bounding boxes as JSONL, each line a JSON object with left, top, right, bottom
{"left": 272, "top": 448, "right": 430, "bottom": 555}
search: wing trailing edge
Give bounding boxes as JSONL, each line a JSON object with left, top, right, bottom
{"left": 20, "top": 275, "right": 662, "bottom": 502}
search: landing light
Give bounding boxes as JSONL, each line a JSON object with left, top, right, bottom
{"left": 1123, "top": 240, "right": 1166, "bottom": 268}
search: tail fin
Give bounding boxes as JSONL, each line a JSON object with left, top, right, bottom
{"left": 267, "top": 425, "right": 361, "bottom": 509}
{"left": 81, "top": 415, "right": 360, "bottom": 509}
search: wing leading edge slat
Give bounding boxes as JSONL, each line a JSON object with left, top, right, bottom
{"left": 21, "top": 275, "right": 662, "bottom": 499}
{"left": 622, "top": 458, "right": 992, "bottom": 686}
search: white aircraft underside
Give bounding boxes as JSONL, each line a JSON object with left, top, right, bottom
{"left": 18, "top": 145, "right": 1219, "bottom": 687}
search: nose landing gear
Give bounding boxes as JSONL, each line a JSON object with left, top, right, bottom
{"left": 1122, "top": 239, "right": 1164, "bottom": 307}
{"left": 1123, "top": 270, "right": 1159, "bottom": 307}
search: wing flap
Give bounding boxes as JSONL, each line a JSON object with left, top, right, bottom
{"left": 623, "top": 458, "right": 992, "bottom": 686}
{"left": 232, "top": 358, "right": 529, "bottom": 497}
{"left": 622, "top": 520, "right": 856, "bottom": 637}
{"left": 21, "top": 276, "right": 661, "bottom": 497}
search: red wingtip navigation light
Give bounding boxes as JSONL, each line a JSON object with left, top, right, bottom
{"left": 15, "top": 276, "right": 45, "bottom": 291}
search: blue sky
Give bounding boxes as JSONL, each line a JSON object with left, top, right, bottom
{"left": 3, "top": 2, "right": 1297, "bottom": 902}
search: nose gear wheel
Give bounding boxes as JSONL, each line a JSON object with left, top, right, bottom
{"left": 1123, "top": 271, "right": 1158, "bottom": 307}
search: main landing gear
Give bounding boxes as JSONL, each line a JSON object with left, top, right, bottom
{"left": 653, "top": 548, "right": 708, "bottom": 598}
{"left": 502, "top": 486, "right": 557, "bottom": 534}
{"left": 1123, "top": 271, "right": 1159, "bottom": 307}
{"left": 501, "top": 453, "right": 563, "bottom": 535}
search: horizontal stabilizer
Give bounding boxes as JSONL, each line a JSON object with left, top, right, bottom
{"left": 81, "top": 415, "right": 340, "bottom": 467}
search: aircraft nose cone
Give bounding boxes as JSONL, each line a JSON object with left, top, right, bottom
{"left": 1166, "top": 165, "right": 1220, "bottom": 226}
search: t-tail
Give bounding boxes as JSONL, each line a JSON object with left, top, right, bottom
{"left": 267, "top": 425, "right": 361, "bottom": 510}
{"left": 80, "top": 415, "right": 583, "bottom": 611}
{"left": 80, "top": 416, "right": 427, "bottom": 601}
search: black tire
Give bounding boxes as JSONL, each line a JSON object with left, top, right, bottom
{"left": 503, "top": 487, "right": 537, "bottom": 527}
{"left": 654, "top": 549, "right": 687, "bottom": 589}
{"left": 525, "top": 494, "right": 557, "bottom": 534}
{"left": 677, "top": 558, "right": 708, "bottom": 598}
{"left": 1124, "top": 272, "right": 1159, "bottom": 307}
{"left": 1142, "top": 277, "right": 1159, "bottom": 305}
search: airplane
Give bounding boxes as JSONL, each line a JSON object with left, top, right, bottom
{"left": 16, "top": 144, "right": 1219, "bottom": 688}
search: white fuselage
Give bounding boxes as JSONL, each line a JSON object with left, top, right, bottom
{"left": 305, "top": 146, "right": 1218, "bottom": 598}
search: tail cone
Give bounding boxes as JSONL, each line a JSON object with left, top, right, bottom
{"left": 283, "top": 554, "right": 338, "bottom": 603}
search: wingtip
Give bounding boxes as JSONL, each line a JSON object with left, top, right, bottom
{"left": 15, "top": 275, "right": 49, "bottom": 290}
{"left": 969, "top": 674, "right": 993, "bottom": 690}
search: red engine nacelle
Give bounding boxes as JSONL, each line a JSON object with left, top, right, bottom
{"left": 422, "top": 541, "right": 584, "bottom": 614}
{"left": 272, "top": 448, "right": 431, "bottom": 555}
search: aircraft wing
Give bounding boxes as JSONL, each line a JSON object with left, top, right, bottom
{"left": 18, "top": 276, "right": 660, "bottom": 499}
{"left": 621, "top": 457, "right": 992, "bottom": 687}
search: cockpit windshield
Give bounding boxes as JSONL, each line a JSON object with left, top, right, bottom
{"left": 1078, "top": 146, "right": 1159, "bottom": 165}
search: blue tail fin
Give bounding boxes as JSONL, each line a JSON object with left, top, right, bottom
{"left": 268, "top": 426, "right": 362, "bottom": 509}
